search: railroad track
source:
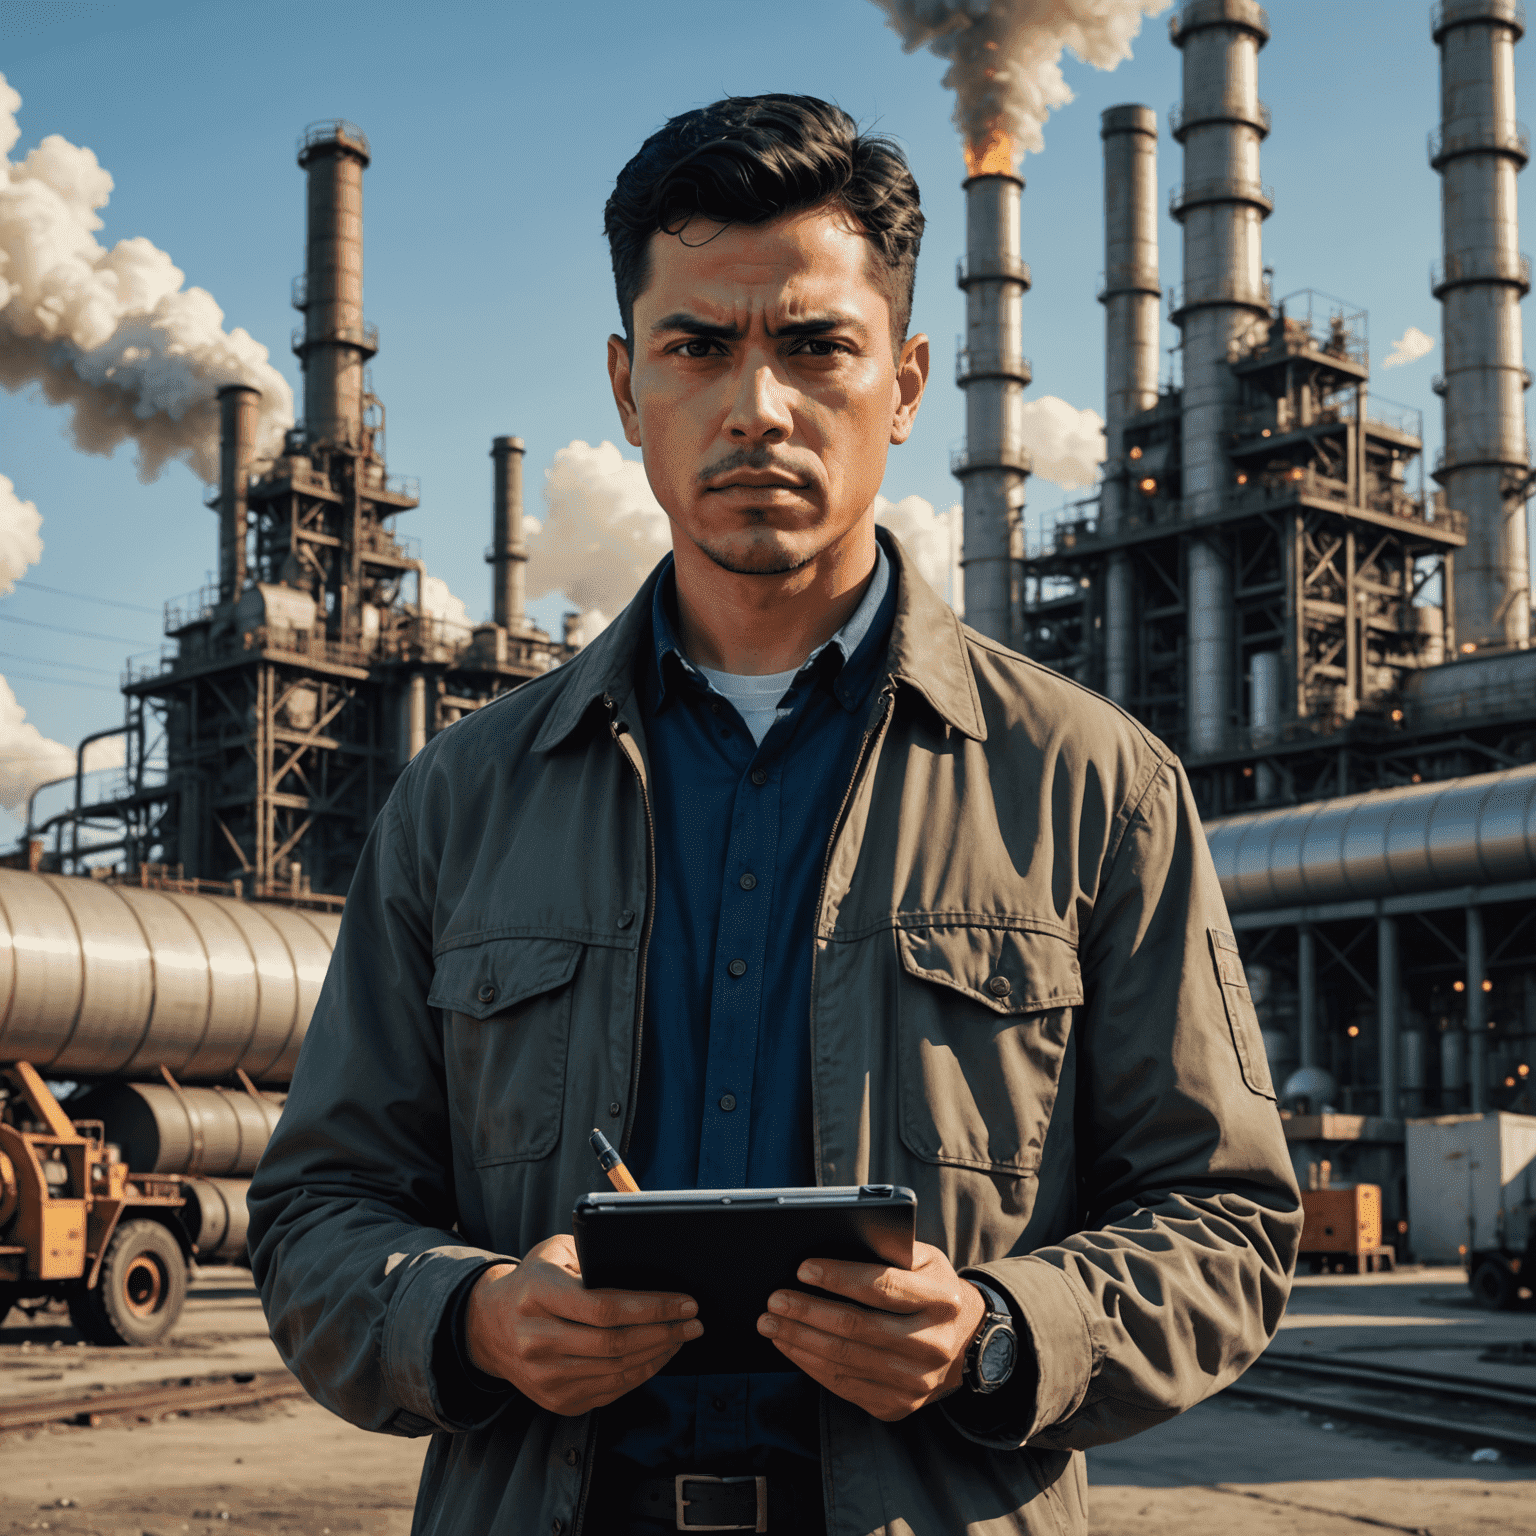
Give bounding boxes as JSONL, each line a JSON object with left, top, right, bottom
{"left": 0, "top": 1368, "right": 306, "bottom": 1431}
{"left": 1226, "top": 1350, "right": 1536, "bottom": 1458}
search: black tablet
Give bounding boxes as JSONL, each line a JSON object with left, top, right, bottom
{"left": 573, "top": 1184, "right": 917, "bottom": 1375}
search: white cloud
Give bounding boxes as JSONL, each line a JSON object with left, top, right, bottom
{"left": 1382, "top": 326, "right": 1436, "bottom": 369}
{"left": 0, "top": 676, "right": 75, "bottom": 813}
{"left": 874, "top": 494, "right": 962, "bottom": 611}
{"left": 0, "top": 474, "right": 43, "bottom": 595}
{"left": 419, "top": 573, "right": 475, "bottom": 644}
{"left": 1019, "top": 396, "right": 1106, "bottom": 488}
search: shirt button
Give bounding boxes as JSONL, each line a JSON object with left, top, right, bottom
{"left": 727, "top": 958, "right": 747, "bottom": 978}
{"left": 564, "top": 1448, "right": 580, "bottom": 1466}
{"left": 739, "top": 872, "right": 757, "bottom": 890}
{"left": 552, "top": 1522, "right": 563, "bottom": 1536}
{"left": 477, "top": 984, "right": 496, "bottom": 1004}
{"left": 712, "top": 1397, "right": 727, "bottom": 1412}
{"left": 719, "top": 1094, "right": 737, "bottom": 1112}
{"left": 750, "top": 768, "right": 768, "bottom": 786}
{"left": 988, "top": 975, "right": 1012, "bottom": 998}
{"left": 608, "top": 1101, "right": 622, "bottom": 1118}
{"left": 710, "top": 700, "right": 722, "bottom": 715}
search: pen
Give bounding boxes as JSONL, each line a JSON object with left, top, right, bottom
{"left": 590, "top": 1127, "right": 641, "bottom": 1193}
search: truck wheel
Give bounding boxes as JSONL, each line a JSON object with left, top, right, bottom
{"left": 69, "top": 1220, "right": 187, "bottom": 1346}
{"left": 1470, "top": 1256, "right": 1517, "bottom": 1311}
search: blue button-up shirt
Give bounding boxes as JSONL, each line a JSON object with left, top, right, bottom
{"left": 606, "top": 538, "right": 897, "bottom": 1468}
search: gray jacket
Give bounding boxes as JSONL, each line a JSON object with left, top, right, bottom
{"left": 248, "top": 534, "right": 1301, "bottom": 1535}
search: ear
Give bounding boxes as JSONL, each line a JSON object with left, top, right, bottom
{"left": 607, "top": 334, "right": 643, "bottom": 447}
{"left": 890, "top": 333, "right": 929, "bottom": 446}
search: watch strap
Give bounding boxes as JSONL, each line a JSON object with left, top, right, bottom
{"left": 962, "top": 1278, "right": 1016, "bottom": 1394}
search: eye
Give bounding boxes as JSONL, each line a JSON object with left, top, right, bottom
{"left": 674, "top": 339, "right": 723, "bottom": 358}
{"left": 792, "top": 338, "right": 847, "bottom": 358}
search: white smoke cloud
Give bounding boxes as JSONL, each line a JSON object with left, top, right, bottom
{"left": 873, "top": 493, "right": 962, "bottom": 610}
{"left": 872, "top": 0, "right": 1172, "bottom": 161}
{"left": 1382, "top": 326, "right": 1436, "bottom": 369}
{"left": 0, "top": 676, "right": 74, "bottom": 814}
{"left": 0, "top": 73, "right": 294, "bottom": 484}
{"left": 420, "top": 574, "right": 475, "bottom": 644}
{"left": 1019, "top": 395, "right": 1105, "bottom": 487}
{"left": 0, "top": 474, "right": 43, "bottom": 595}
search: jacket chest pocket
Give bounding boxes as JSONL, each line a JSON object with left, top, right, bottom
{"left": 429, "top": 937, "right": 583, "bottom": 1167}
{"left": 896, "top": 923, "right": 1081, "bottom": 1175}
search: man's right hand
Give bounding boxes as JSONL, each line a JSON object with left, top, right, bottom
{"left": 463, "top": 1233, "right": 701, "bottom": 1416}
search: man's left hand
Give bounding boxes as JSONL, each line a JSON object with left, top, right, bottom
{"left": 756, "top": 1241, "right": 987, "bottom": 1422}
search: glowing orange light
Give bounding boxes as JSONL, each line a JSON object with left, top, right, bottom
{"left": 1243, "top": 766, "right": 1254, "bottom": 777}
{"left": 1454, "top": 980, "right": 1466, "bottom": 992}
{"left": 1261, "top": 429, "right": 1271, "bottom": 438}
{"left": 1391, "top": 708, "right": 1404, "bottom": 722}
{"left": 1507, "top": 1076, "right": 1517, "bottom": 1087}
{"left": 1289, "top": 467, "right": 1305, "bottom": 481}
{"left": 1483, "top": 979, "right": 1494, "bottom": 992}
{"left": 1347, "top": 1025, "right": 1360, "bottom": 1038}
{"left": 1236, "top": 473, "right": 1249, "bottom": 485}
{"left": 1411, "top": 772, "right": 1422, "bottom": 782}
{"left": 964, "top": 126, "right": 1014, "bottom": 177}
{"left": 1519, "top": 1063, "right": 1531, "bottom": 1077}
{"left": 1129, "top": 445, "right": 1143, "bottom": 460}
{"left": 1461, "top": 642, "right": 1478, "bottom": 654}
{"left": 1139, "top": 477, "right": 1157, "bottom": 493}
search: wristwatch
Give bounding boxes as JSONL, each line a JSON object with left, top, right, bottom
{"left": 961, "top": 1279, "right": 1018, "bottom": 1395}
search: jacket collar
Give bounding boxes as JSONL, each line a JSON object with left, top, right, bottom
{"left": 530, "top": 526, "right": 986, "bottom": 753}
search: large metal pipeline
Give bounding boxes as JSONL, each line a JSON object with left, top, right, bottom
{"left": 181, "top": 1176, "right": 252, "bottom": 1263}
{"left": 0, "top": 871, "right": 339, "bottom": 1086}
{"left": 1205, "top": 761, "right": 1536, "bottom": 912}
{"left": 69, "top": 1082, "right": 283, "bottom": 1176}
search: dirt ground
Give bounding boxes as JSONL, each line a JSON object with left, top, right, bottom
{"left": 2, "top": 1266, "right": 1533, "bottom": 1534}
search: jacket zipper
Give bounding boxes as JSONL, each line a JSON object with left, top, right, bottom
{"left": 807, "top": 681, "right": 897, "bottom": 1185}
{"left": 609, "top": 705, "right": 657, "bottom": 1157}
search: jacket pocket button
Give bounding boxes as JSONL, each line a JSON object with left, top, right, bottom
{"left": 608, "top": 1101, "right": 622, "bottom": 1118}
{"left": 987, "top": 975, "right": 1012, "bottom": 998}
{"left": 564, "top": 1448, "right": 580, "bottom": 1466}
{"left": 477, "top": 984, "right": 496, "bottom": 1004}
{"left": 618, "top": 909, "right": 635, "bottom": 929}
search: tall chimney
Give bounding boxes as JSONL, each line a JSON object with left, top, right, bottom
{"left": 217, "top": 384, "right": 259, "bottom": 602}
{"left": 1170, "top": 0, "right": 1272, "bottom": 755}
{"left": 955, "top": 171, "right": 1032, "bottom": 645}
{"left": 489, "top": 435, "right": 528, "bottom": 632}
{"left": 1432, "top": 0, "right": 1531, "bottom": 649}
{"left": 293, "top": 121, "right": 375, "bottom": 449}
{"left": 1099, "top": 104, "right": 1162, "bottom": 705}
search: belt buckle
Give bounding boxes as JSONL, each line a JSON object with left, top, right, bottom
{"left": 674, "top": 1473, "right": 768, "bottom": 1532}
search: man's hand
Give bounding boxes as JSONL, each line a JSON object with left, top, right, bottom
{"left": 755, "top": 1241, "right": 986, "bottom": 1422}
{"left": 465, "top": 1234, "right": 701, "bottom": 1416}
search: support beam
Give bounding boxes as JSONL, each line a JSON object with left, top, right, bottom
{"left": 1298, "top": 923, "right": 1317, "bottom": 1069}
{"left": 1467, "top": 904, "right": 1488, "bottom": 1111}
{"left": 1377, "top": 915, "right": 1400, "bottom": 1118}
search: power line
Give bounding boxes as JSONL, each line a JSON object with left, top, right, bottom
{"left": 0, "top": 649, "right": 117, "bottom": 676}
{"left": 14, "top": 580, "right": 161, "bottom": 616}
{"left": 0, "top": 612, "right": 153, "bottom": 647}
{"left": 0, "top": 670, "right": 120, "bottom": 693}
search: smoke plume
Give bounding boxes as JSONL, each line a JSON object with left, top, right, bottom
{"left": 1019, "top": 395, "right": 1106, "bottom": 487}
{"left": 0, "top": 73, "right": 293, "bottom": 484}
{"left": 872, "top": 0, "right": 1171, "bottom": 163}
{"left": 526, "top": 440, "right": 966, "bottom": 641}
{"left": 1382, "top": 326, "right": 1435, "bottom": 370}
{"left": 420, "top": 574, "right": 475, "bottom": 644}
{"left": 0, "top": 473, "right": 43, "bottom": 595}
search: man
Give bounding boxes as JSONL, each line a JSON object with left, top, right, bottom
{"left": 249, "top": 95, "right": 1301, "bottom": 1536}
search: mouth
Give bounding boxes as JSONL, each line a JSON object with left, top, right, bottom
{"left": 707, "top": 473, "right": 810, "bottom": 492}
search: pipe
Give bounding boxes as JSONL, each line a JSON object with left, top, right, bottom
{"left": 1170, "top": 0, "right": 1273, "bottom": 754}
{"left": 0, "top": 870, "right": 338, "bottom": 1086}
{"left": 406, "top": 674, "right": 428, "bottom": 761}
{"left": 1205, "top": 759, "right": 1536, "bottom": 911}
{"left": 1467, "top": 904, "right": 1488, "bottom": 1110}
{"left": 69, "top": 1081, "right": 282, "bottom": 1177}
{"left": 1298, "top": 924, "right": 1316, "bottom": 1069}
{"left": 217, "top": 385, "right": 260, "bottom": 603}
{"left": 1431, "top": 0, "right": 1531, "bottom": 649}
{"left": 294, "top": 121, "right": 374, "bottom": 450}
{"left": 1250, "top": 650, "right": 1281, "bottom": 800}
{"left": 180, "top": 1176, "right": 251, "bottom": 1263}
{"left": 489, "top": 436, "right": 528, "bottom": 632}
{"left": 1100, "top": 104, "right": 1161, "bottom": 703}
{"left": 1378, "top": 915, "right": 1400, "bottom": 1118}
{"left": 956, "top": 172, "right": 1031, "bottom": 645}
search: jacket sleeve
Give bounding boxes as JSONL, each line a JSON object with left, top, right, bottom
{"left": 958, "top": 756, "right": 1302, "bottom": 1450}
{"left": 247, "top": 779, "right": 523, "bottom": 1438}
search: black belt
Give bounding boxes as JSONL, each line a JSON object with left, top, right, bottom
{"left": 626, "top": 1468, "right": 823, "bottom": 1531}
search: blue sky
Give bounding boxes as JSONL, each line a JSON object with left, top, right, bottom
{"left": 0, "top": 0, "right": 1511, "bottom": 843}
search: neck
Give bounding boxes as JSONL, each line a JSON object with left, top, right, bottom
{"left": 671, "top": 519, "right": 879, "bottom": 675}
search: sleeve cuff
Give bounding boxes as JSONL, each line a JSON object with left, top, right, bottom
{"left": 380, "top": 1244, "right": 522, "bottom": 1432}
{"left": 942, "top": 1258, "right": 1096, "bottom": 1449}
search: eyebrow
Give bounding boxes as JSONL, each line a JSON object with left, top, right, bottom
{"left": 649, "top": 311, "right": 868, "bottom": 341}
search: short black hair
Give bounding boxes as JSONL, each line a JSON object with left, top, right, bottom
{"left": 604, "top": 94, "right": 925, "bottom": 351}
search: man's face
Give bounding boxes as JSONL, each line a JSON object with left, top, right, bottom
{"left": 608, "top": 205, "right": 928, "bottom": 577}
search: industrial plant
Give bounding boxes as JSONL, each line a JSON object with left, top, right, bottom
{"left": 2, "top": 0, "right": 1534, "bottom": 1344}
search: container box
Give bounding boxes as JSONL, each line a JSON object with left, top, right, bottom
{"left": 1300, "top": 1184, "right": 1381, "bottom": 1254}
{"left": 1404, "top": 1112, "right": 1536, "bottom": 1263}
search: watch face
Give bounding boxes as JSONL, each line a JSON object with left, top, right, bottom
{"left": 980, "top": 1325, "right": 1017, "bottom": 1384}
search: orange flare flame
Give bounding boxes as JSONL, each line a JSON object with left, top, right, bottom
{"left": 964, "top": 127, "right": 1014, "bottom": 178}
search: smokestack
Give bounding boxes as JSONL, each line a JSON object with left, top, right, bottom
{"left": 1170, "top": 0, "right": 1273, "bottom": 755}
{"left": 217, "top": 384, "right": 259, "bottom": 603}
{"left": 1099, "top": 104, "right": 1161, "bottom": 705}
{"left": 956, "top": 164, "right": 1032, "bottom": 645}
{"left": 489, "top": 435, "right": 528, "bottom": 632}
{"left": 293, "top": 121, "right": 375, "bottom": 449}
{"left": 1432, "top": 0, "right": 1531, "bottom": 650}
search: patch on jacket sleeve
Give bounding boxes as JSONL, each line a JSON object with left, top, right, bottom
{"left": 1208, "top": 927, "right": 1276, "bottom": 1100}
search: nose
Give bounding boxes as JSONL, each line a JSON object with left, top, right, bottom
{"left": 723, "top": 359, "right": 794, "bottom": 445}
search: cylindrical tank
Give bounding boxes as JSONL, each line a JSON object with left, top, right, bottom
{"left": 1432, "top": 0, "right": 1531, "bottom": 649}
{"left": 295, "top": 121, "right": 374, "bottom": 449}
{"left": 70, "top": 1082, "right": 283, "bottom": 1176}
{"left": 956, "top": 172, "right": 1032, "bottom": 646}
{"left": 490, "top": 435, "right": 529, "bottom": 633}
{"left": 217, "top": 385, "right": 259, "bottom": 604}
{"left": 180, "top": 1177, "right": 251, "bottom": 1263}
{"left": 0, "top": 871, "right": 339, "bottom": 1085}
{"left": 1170, "top": 0, "right": 1273, "bottom": 754}
{"left": 1100, "top": 104, "right": 1162, "bottom": 705}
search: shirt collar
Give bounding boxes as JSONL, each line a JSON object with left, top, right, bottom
{"left": 650, "top": 541, "right": 893, "bottom": 715}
